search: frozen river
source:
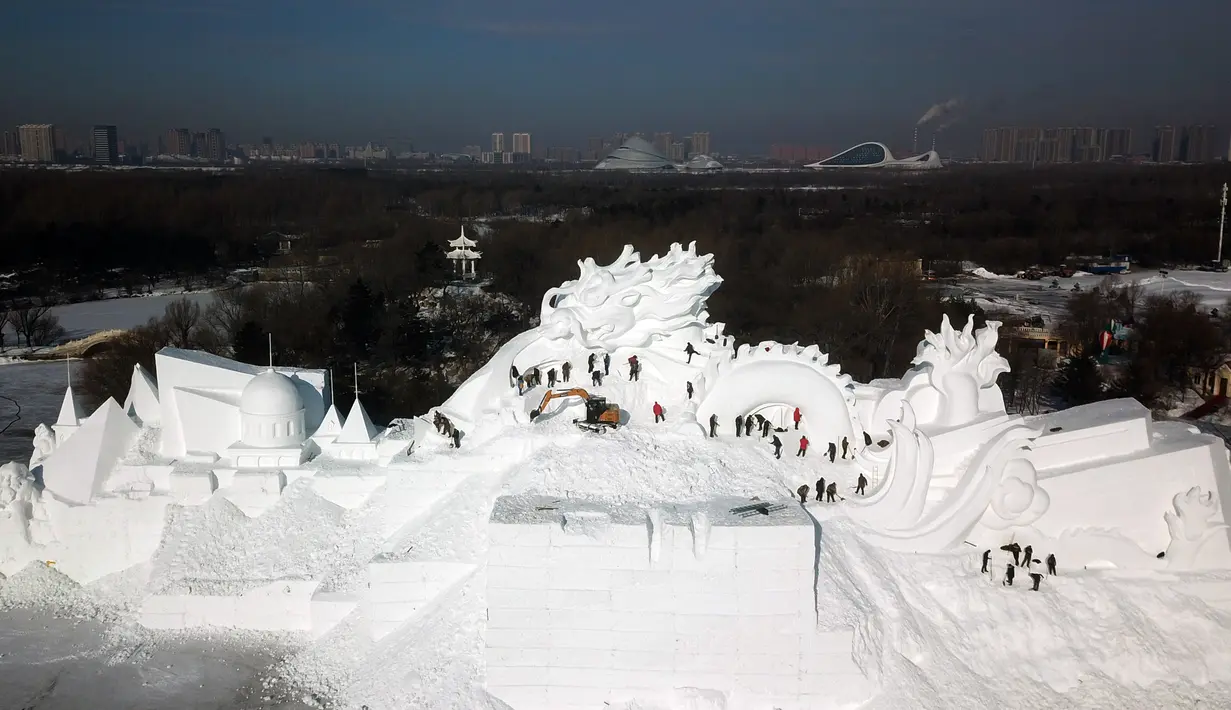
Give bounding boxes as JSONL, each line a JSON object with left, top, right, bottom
{"left": 0, "top": 361, "right": 82, "bottom": 465}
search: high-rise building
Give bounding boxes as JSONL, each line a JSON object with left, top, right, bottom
{"left": 512, "top": 132, "right": 531, "bottom": 154}
{"left": 653, "top": 132, "right": 674, "bottom": 156}
{"left": 2, "top": 131, "right": 18, "bottom": 157}
{"left": 1072, "top": 127, "right": 1102, "bottom": 162}
{"left": 492, "top": 132, "right": 505, "bottom": 153}
{"left": 690, "top": 132, "right": 711, "bottom": 156}
{"left": 586, "top": 136, "right": 604, "bottom": 162}
{"left": 1180, "top": 125, "right": 1218, "bottom": 163}
{"left": 204, "top": 128, "right": 225, "bottom": 162}
{"left": 669, "top": 142, "right": 686, "bottom": 162}
{"left": 1102, "top": 128, "right": 1133, "bottom": 159}
{"left": 191, "top": 132, "right": 207, "bottom": 158}
{"left": 167, "top": 128, "right": 191, "bottom": 156}
{"left": 18, "top": 124, "right": 56, "bottom": 162}
{"left": 92, "top": 125, "right": 119, "bottom": 165}
{"left": 1153, "top": 126, "right": 1177, "bottom": 163}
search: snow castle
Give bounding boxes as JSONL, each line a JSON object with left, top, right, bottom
{"left": 4, "top": 240, "right": 1231, "bottom": 709}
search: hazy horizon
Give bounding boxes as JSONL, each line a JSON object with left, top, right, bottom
{"left": 3, "top": 0, "right": 1230, "bottom": 154}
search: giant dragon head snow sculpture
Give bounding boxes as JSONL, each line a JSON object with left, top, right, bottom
{"left": 539, "top": 242, "right": 722, "bottom": 350}
{"left": 905, "top": 314, "right": 1010, "bottom": 428}
{"left": 1164, "top": 487, "right": 1230, "bottom": 569}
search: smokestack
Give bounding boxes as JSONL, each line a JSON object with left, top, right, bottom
{"left": 931, "top": 132, "right": 937, "bottom": 153}
{"left": 913, "top": 127, "right": 918, "bottom": 154}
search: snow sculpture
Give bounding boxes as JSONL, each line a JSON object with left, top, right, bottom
{"left": 29, "top": 423, "right": 56, "bottom": 468}
{"left": 123, "top": 362, "right": 160, "bottom": 426}
{"left": 843, "top": 416, "right": 933, "bottom": 528}
{"left": 1164, "top": 487, "right": 1230, "bottom": 569}
{"left": 540, "top": 241, "right": 722, "bottom": 350}
{"left": 53, "top": 386, "right": 85, "bottom": 445}
{"left": 696, "top": 340, "right": 862, "bottom": 449}
{"left": 239, "top": 370, "right": 307, "bottom": 448}
{"left": 0, "top": 462, "right": 41, "bottom": 569}
{"left": 39, "top": 398, "right": 140, "bottom": 506}
{"left": 870, "top": 315, "right": 1009, "bottom": 433}
{"left": 981, "top": 458, "right": 1051, "bottom": 530}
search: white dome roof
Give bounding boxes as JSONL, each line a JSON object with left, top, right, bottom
{"left": 240, "top": 370, "right": 304, "bottom": 416}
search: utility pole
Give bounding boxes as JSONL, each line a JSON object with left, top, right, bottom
{"left": 1218, "top": 182, "right": 1228, "bottom": 267}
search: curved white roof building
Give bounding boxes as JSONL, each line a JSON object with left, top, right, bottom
{"left": 805, "top": 142, "right": 942, "bottom": 170}
{"left": 595, "top": 137, "right": 724, "bottom": 172}
{"left": 595, "top": 137, "right": 675, "bottom": 171}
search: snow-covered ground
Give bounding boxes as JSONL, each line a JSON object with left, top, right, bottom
{"left": 952, "top": 268, "right": 1231, "bottom": 322}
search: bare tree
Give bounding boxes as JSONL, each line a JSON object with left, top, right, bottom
{"left": 1013, "top": 364, "right": 1053, "bottom": 415}
{"left": 161, "top": 298, "right": 205, "bottom": 348}
{"left": 7, "top": 302, "right": 64, "bottom": 347}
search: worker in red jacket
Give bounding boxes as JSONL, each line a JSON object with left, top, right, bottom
{"left": 793, "top": 407, "right": 802, "bottom": 430}
{"left": 653, "top": 401, "right": 664, "bottom": 423}
{"left": 797, "top": 435, "right": 809, "bottom": 457}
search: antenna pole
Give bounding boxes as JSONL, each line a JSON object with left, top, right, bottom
{"left": 66, "top": 354, "right": 71, "bottom": 387}
{"left": 1218, "top": 182, "right": 1228, "bottom": 266}
{"left": 268, "top": 332, "right": 273, "bottom": 368}
{"left": 329, "top": 369, "right": 334, "bottom": 407}
{"left": 353, "top": 363, "right": 359, "bottom": 397}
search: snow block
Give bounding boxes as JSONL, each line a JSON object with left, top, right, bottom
{"left": 485, "top": 496, "right": 873, "bottom": 709}
{"left": 364, "top": 559, "right": 475, "bottom": 641}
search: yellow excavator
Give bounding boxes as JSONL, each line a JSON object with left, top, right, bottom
{"left": 529, "top": 388, "right": 621, "bottom": 432}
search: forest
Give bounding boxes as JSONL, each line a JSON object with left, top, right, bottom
{"left": 2, "top": 163, "right": 1229, "bottom": 421}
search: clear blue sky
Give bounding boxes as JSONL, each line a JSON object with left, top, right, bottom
{"left": 3, "top": 0, "right": 1229, "bottom": 154}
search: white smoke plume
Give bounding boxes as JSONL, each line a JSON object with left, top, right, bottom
{"left": 917, "top": 98, "right": 963, "bottom": 126}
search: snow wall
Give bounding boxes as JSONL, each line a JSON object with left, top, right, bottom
{"left": 486, "top": 496, "right": 874, "bottom": 710}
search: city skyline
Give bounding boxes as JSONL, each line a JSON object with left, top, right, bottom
{"left": 2, "top": 0, "right": 1229, "bottom": 153}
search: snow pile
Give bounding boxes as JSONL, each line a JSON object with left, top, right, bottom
{"left": 969, "top": 267, "right": 1011, "bottom": 279}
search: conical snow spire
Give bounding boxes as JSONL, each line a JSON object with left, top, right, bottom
{"left": 56, "top": 386, "right": 85, "bottom": 428}
{"left": 336, "top": 396, "right": 379, "bottom": 444}
{"left": 313, "top": 403, "right": 346, "bottom": 440}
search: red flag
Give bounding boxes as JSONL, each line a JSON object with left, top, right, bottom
{"left": 1099, "top": 330, "right": 1113, "bottom": 350}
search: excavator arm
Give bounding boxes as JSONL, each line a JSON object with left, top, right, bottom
{"left": 530, "top": 388, "right": 591, "bottom": 419}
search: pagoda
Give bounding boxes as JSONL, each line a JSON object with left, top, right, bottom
{"left": 446, "top": 225, "right": 482, "bottom": 278}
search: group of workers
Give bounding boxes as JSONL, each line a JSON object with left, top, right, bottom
{"left": 432, "top": 411, "right": 463, "bottom": 449}
{"left": 982, "top": 543, "right": 1058, "bottom": 591}
{"left": 795, "top": 472, "right": 869, "bottom": 505}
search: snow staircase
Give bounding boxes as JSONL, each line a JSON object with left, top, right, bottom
{"left": 363, "top": 559, "right": 477, "bottom": 641}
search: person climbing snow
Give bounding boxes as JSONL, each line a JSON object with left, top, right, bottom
{"left": 630, "top": 359, "right": 640, "bottom": 382}
{"left": 653, "top": 402, "right": 665, "bottom": 423}
{"left": 686, "top": 381, "right": 694, "bottom": 400}
{"left": 744, "top": 416, "right": 754, "bottom": 437}
{"left": 603, "top": 353, "right": 611, "bottom": 375}
{"left": 1046, "top": 553, "right": 1057, "bottom": 576}
{"left": 816, "top": 478, "right": 825, "bottom": 502}
{"left": 562, "top": 361, "right": 571, "bottom": 382}
{"left": 1020, "top": 545, "right": 1034, "bottom": 568}
{"left": 793, "top": 407, "right": 802, "bottom": 430}
{"left": 1003, "top": 564, "right": 1015, "bottom": 586}
{"left": 528, "top": 368, "right": 539, "bottom": 387}
{"left": 797, "top": 484, "right": 809, "bottom": 505}
{"left": 827, "top": 442, "right": 837, "bottom": 463}
{"left": 588, "top": 353, "right": 597, "bottom": 373}
{"left": 771, "top": 435, "right": 783, "bottom": 459}
{"left": 547, "top": 368, "right": 557, "bottom": 388}
{"left": 856, "top": 473, "right": 868, "bottom": 495}
{"left": 451, "top": 427, "right": 462, "bottom": 450}
{"left": 841, "top": 437, "right": 850, "bottom": 459}
{"left": 591, "top": 370, "right": 602, "bottom": 386}
{"left": 735, "top": 414, "right": 744, "bottom": 437}
{"left": 517, "top": 376, "right": 527, "bottom": 396}
{"left": 1001, "top": 542, "right": 1022, "bottom": 566}
{"left": 509, "top": 365, "right": 520, "bottom": 388}
{"left": 684, "top": 342, "right": 697, "bottom": 364}
{"left": 825, "top": 482, "right": 838, "bottom": 503}
{"left": 761, "top": 418, "right": 771, "bottom": 438}
{"left": 797, "top": 435, "right": 809, "bottom": 457}
{"left": 709, "top": 413, "right": 719, "bottom": 438}
{"left": 1030, "top": 572, "right": 1043, "bottom": 592}
{"left": 981, "top": 549, "right": 991, "bottom": 574}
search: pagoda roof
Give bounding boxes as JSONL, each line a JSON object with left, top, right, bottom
{"left": 448, "top": 225, "right": 478, "bottom": 248}
{"left": 447, "top": 247, "right": 482, "bottom": 259}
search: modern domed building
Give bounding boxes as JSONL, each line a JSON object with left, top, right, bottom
{"left": 595, "top": 137, "right": 724, "bottom": 172}
{"left": 805, "top": 142, "right": 942, "bottom": 170}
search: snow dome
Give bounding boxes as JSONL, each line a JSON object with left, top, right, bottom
{"left": 239, "top": 369, "right": 306, "bottom": 448}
